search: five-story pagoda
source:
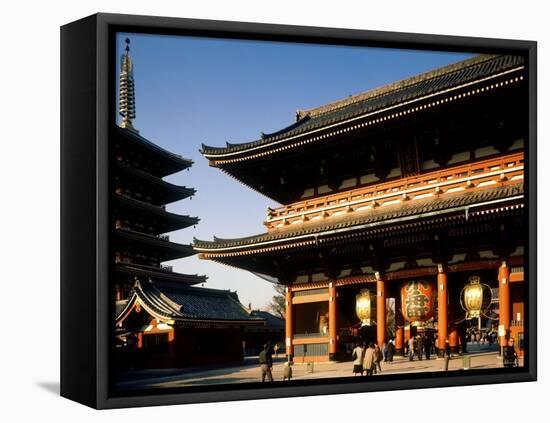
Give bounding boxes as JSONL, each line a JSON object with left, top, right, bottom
{"left": 112, "top": 38, "right": 203, "bottom": 301}
{"left": 113, "top": 39, "right": 264, "bottom": 370}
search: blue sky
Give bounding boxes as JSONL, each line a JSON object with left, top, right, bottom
{"left": 116, "top": 32, "right": 473, "bottom": 309}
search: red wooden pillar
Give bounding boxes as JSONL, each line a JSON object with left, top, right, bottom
{"left": 376, "top": 272, "right": 386, "bottom": 348}
{"left": 328, "top": 282, "right": 338, "bottom": 360}
{"left": 499, "top": 260, "right": 511, "bottom": 347}
{"left": 395, "top": 293, "right": 404, "bottom": 355}
{"left": 285, "top": 287, "right": 294, "bottom": 361}
{"left": 437, "top": 264, "right": 448, "bottom": 354}
{"left": 448, "top": 324, "right": 459, "bottom": 354}
{"left": 167, "top": 327, "right": 176, "bottom": 366}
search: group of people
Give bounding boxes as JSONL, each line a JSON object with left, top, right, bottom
{"left": 351, "top": 340, "right": 395, "bottom": 376}
{"left": 259, "top": 336, "right": 518, "bottom": 382}
{"left": 259, "top": 343, "right": 292, "bottom": 382}
{"left": 406, "top": 334, "right": 434, "bottom": 361}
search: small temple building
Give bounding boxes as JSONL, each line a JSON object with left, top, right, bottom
{"left": 195, "top": 54, "right": 527, "bottom": 363}
{"left": 112, "top": 38, "right": 264, "bottom": 370}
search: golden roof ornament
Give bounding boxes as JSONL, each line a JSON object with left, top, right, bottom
{"left": 119, "top": 37, "right": 138, "bottom": 133}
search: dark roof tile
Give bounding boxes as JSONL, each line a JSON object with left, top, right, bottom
{"left": 201, "top": 54, "right": 524, "bottom": 158}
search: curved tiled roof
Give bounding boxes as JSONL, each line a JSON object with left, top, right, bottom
{"left": 194, "top": 183, "right": 524, "bottom": 252}
{"left": 116, "top": 161, "right": 196, "bottom": 202}
{"left": 116, "top": 280, "right": 264, "bottom": 324}
{"left": 115, "top": 263, "right": 207, "bottom": 285}
{"left": 116, "top": 126, "right": 193, "bottom": 168}
{"left": 201, "top": 54, "right": 524, "bottom": 158}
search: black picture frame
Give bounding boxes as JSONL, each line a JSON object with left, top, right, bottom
{"left": 60, "top": 12, "right": 537, "bottom": 409}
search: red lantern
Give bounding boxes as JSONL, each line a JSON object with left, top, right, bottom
{"left": 400, "top": 280, "right": 435, "bottom": 326}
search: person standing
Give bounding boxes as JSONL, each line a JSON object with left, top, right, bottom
{"left": 416, "top": 335, "right": 424, "bottom": 361}
{"left": 503, "top": 338, "right": 518, "bottom": 368}
{"left": 443, "top": 338, "right": 451, "bottom": 372}
{"left": 424, "top": 335, "right": 432, "bottom": 360}
{"left": 259, "top": 343, "right": 274, "bottom": 382}
{"left": 363, "top": 342, "right": 376, "bottom": 376}
{"left": 374, "top": 344, "right": 382, "bottom": 374}
{"left": 352, "top": 342, "right": 365, "bottom": 376}
{"left": 273, "top": 342, "right": 279, "bottom": 359}
{"left": 387, "top": 339, "right": 395, "bottom": 363}
{"left": 408, "top": 336, "right": 415, "bottom": 361}
{"left": 283, "top": 361, "right": 293, "bottom": 381}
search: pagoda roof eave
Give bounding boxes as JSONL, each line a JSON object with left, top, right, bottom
{"left": 194, "top": 184, "right": 524, "bottom": 255}
{"left": 115, "top": 263, "right": 207, "bottom": 285}
{"left": 200, "top": 54, "right": 525, "bottom": 163}
{"left": 116, "top": 161, "right": 196, "bottom": 203}
{"left": 114, "top": 193, "right": 200, "bottom": 231}
{"left": 115, "top": 126, "right": 193, "bottom": 173}
{"left": 115, "top": 228, "right": 196, "bottom": 260}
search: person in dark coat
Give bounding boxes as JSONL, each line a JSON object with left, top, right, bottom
{"left": 443, "top": 338, "right": 451, "bottom": 371}
{"left": 424, "top": 335, "right": 432, "bottom": 360}
{"left": 259, "top": 343, "right": 274, "bottom": 382}
{"left": 283, "top": 361, "right": 293, "bottom": 381}
{"left": 503, "top": 338, "right": 518, "bottom": 368}
{"left": 416, "top": 335, "right": 424, "bottom": 361}
{"left": 386, "top": 339, "right": 395, "bottom": 363}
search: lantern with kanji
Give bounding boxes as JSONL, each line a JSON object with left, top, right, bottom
{"left": 460, "top": 275, "right": 492, "bottom": 326}
{"left": 400, "top": 280, "right": 436, "bottom": 326}
{"left": 356, "top": 288, "right": 376, "bottom": 326}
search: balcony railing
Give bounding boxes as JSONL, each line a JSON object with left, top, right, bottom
{"left": 264, "top": 152, "right": 523, "bottom": 230}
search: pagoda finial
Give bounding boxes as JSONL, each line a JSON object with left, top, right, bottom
{"left": 119, "top": 37, "right": 138, "bottom": 133}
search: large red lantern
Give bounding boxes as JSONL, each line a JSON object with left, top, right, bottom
{"left": 400, "top": 280, "right": 436, "bottom": 326}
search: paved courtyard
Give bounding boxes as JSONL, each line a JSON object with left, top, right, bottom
{"left": 117, "top": 349, "right": 523, "bottom": 391}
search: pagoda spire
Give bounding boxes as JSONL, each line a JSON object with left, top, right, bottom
{"left": 119, "top": 38, "right": 138, "bottom": 133}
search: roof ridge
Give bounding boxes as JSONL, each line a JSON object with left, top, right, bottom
{"left": 296, "top": 54, "right": 498, "bottom": 120}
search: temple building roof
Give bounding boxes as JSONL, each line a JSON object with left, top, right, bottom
{"left": 115, "top": 279, "right": 265, "bottom": 325}
{"left": 115, "top": 263, "right": 207, "bottom": 286}
{"left": 249, "top": 310, "right": 284, "bottom": 330}
{"left": 194, "top": 183, "right": 523, "bottom": 255}
{"left": 115, "top": 228, "right": 196, "bottom": 261}
{"left": 201, "top": 54, "right": 524, "bottom": 161}
{"left": 114, "top": 193, "right": 199, "bottom": 233}
{"left": 115, "top": 126, "right": 193, "bottom": 178}
{"left": 115, "top": 161, "right": 196, "bottom": 205}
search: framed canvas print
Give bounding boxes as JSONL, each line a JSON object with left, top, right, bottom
{"left": 60, "top": 13, "right": 537, "bottom": 409}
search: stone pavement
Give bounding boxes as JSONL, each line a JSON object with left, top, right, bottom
{"left": 117, "top": 351, "right": 523, "bottom": 391}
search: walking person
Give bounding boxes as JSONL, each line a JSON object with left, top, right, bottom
{"left": 408, "top": 336, "right": 415, "bottom": 361}
{"left": 259, "top": 343, "right": 274, "bottom": 382}
{"left": 352, "top": 342, "right": 365, "bottom": 376}
{"left": 283, "top": 361, "right": 293, "bottom": 381}
{"left": 387, "top": 338, "right": 395, "bottom": 363}
{"left": 374, "top": 343, "right": 382, "bottom": 374}
{"left": 443, "top": 338, "right": 451, "bottom": 372}
{"left": 273, "top": 342, "right": 279, "bottom": 359}
{"left": 424, "top": 335, "right": 432, "bottom": 360}
{"left": 416, "top": 335, "right": 424, "bottom": 361}
{"left": 503, "top": 338, "right": 518, "bottom": 369}
{"left": 363, "top": 342, "right": 376, "bottom": 376}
